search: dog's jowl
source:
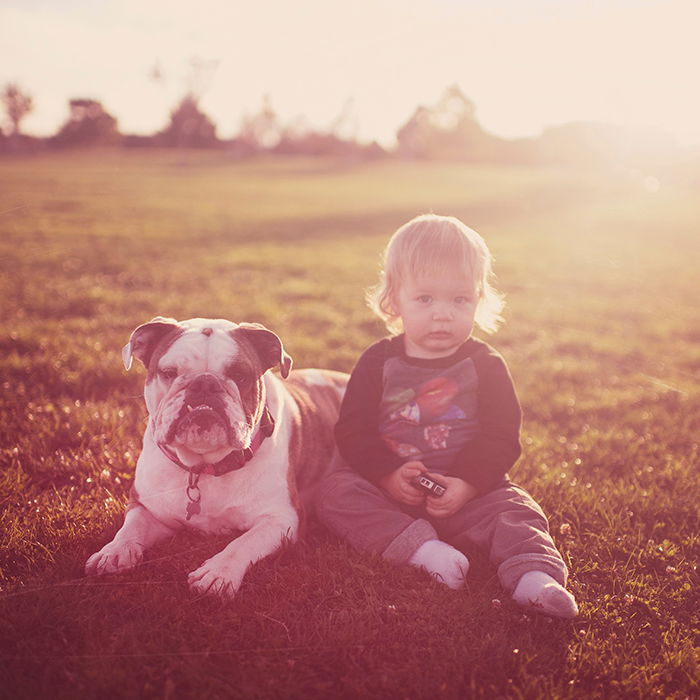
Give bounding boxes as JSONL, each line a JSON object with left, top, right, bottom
{"left": 85, "top": 316, "right": 348, "bottom": 597}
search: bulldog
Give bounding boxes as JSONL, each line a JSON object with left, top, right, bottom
{"left": 85, "top": 317, "right": 348, "bottom": 597}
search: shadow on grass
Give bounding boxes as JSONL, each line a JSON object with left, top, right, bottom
{"left": 1, "top": 528, "right": 578, "bottom": 699}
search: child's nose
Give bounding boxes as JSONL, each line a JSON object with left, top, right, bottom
{"left": 433, "top": 304, "right": 453, "bottom": 320}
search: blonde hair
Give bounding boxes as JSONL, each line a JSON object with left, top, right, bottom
{"left": 367, "top": 214, "right": 505, "bottom": 335}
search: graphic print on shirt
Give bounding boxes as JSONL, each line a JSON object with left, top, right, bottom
{"left": 379, "top": 356, "right": 480, "bottom": 471}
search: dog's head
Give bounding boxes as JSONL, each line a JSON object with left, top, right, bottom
{"left": 123, "top": 317, "right": 292, "bottom": 468}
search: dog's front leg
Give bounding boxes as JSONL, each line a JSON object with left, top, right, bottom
{"left": 85, "top": 504, "right": 176, "bottom": 576}
{"left": 187, "top": 512, "right": 299, "bottom": 598}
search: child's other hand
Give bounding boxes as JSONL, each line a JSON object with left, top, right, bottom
{"left": 425, "top": 476, "right": 477, "bottom": 518}
{"left": 378, "top": 461, "right": 426, "bottom": 506}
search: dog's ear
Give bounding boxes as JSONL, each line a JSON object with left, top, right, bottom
{"left": 123, "top": 317, "right": 181, "bottom": 370}
{"left": 236, "top": 323, "right": 293, "bottom": 379}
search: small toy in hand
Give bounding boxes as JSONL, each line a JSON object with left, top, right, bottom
{"left": 414, "top": 474, "right": 446, "bottom": 498}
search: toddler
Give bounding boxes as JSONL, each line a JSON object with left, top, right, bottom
{"left": 316, "top": 214, "right": 578, "bottom": 618}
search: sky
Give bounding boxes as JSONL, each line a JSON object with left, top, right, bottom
{"left": 2, "top": 0, "right": 699, "bottom": 147}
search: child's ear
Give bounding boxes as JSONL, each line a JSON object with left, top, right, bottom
{"left": 381, "top": 292, "right": 399, "bottom": 317}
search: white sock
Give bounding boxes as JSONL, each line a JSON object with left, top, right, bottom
{"left": 512, "top": 571, "right": 579, "bottom": 618}
{"left": 408, "top": 539, "right": 469, "bottom": 590}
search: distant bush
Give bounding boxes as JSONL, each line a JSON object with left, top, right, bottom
{"left": 50, "top": 99, "right": 121, "bottom": 148}
{"left": 156, "top": 94, "right": 219, "bottom": 148}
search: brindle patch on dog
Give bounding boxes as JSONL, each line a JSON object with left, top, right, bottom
{"left": 285, "top": 369, "right": 348, "bottom": 507}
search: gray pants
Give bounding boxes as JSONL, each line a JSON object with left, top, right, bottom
{"left": 315, "top": 468, "right": 568, "bottom": 593}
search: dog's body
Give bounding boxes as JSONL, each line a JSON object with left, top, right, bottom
{"left": 85, "top": 317, "right": 348, "bottom": 596}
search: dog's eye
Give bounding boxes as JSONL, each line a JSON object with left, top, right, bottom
{"left": 159, "top": 367, "right": 177, "bottom": 381}
{"left": 227, "top": 366, "right": 253, "bottom": 387}
{"left": 234, "top": 373, "right": 252, "bottom": 387}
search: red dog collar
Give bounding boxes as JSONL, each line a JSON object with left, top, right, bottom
{"left": 156, "top": 406, "right": 275, "bottom": 520}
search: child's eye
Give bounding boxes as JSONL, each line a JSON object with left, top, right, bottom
{"left": 417, "top": 295, "right": 432, "bottom": 304}
{"left": 454, "top": 296, "right": 471, "bottom": 305}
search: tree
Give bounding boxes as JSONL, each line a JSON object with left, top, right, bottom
{"left": 1, "top": 83, "right": 33, "bottom": 136}
{"left": 236, "top": 95, "right": 282, "bottom": 153}
{"left": 396, "top": 84, "right": 505, "bottom": 161}
{"left": 271, "top": 97, "right": 384, "bottom": 159}
{"left": 537, "top": 122, "right": 677, "bottom": 168}
{"left": 158, "top": 94, "right": 218, "bottom": 148}
{"left": 52, "top": 99, "right": 120, "bottom": 147}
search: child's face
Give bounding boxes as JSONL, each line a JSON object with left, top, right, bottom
{"left": 393, "top": 273, "right": 479, "bottom": 359}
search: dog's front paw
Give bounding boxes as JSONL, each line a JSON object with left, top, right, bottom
{"left": 187, "top": 555, "right": 246, "bottom": 599}
{"left": 85, "top": 540, "right": 145, "bottom": 576}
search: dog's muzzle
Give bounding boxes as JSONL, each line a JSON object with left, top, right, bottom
{"left": 166, "top": 374, "right": 235, "bottom": 455}
{"left": 174, "top": 405, "right": 230, "bottom": 453}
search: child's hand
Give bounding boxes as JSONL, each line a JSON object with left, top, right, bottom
{"left": 378, "top": 461, "right": 427, "bottom": 506}
{"left": 425, "top": 476, "right": 477, "bottom": 518}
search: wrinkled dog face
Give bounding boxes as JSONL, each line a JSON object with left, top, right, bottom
{"left": 125, "top": 318, "right": 291, "bottom": 467}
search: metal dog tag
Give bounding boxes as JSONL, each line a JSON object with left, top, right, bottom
{"left": 186, "top": 499, "right": 201, "bottom": 520}
{"left": 185, "top": 470, "right": 202, "bottom": 520}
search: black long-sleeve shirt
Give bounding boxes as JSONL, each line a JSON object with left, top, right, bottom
{"left": 335, "top": 335, "right": 522, "bottom": 494}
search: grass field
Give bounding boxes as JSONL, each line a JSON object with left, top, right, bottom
{"left": 1, "top": 149, "right": 698, "bottom": 699}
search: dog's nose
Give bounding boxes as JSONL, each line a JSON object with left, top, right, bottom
{"left": 187, "top": 373, "right": 222, "bottom": 398}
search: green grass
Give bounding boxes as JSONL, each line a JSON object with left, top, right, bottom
{"left": 1, "top": 150, "right": 698, "bottom": 699}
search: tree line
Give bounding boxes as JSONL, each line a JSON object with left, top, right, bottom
{"left": 1, "top": 82, "right": 679, "bottom": 168}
